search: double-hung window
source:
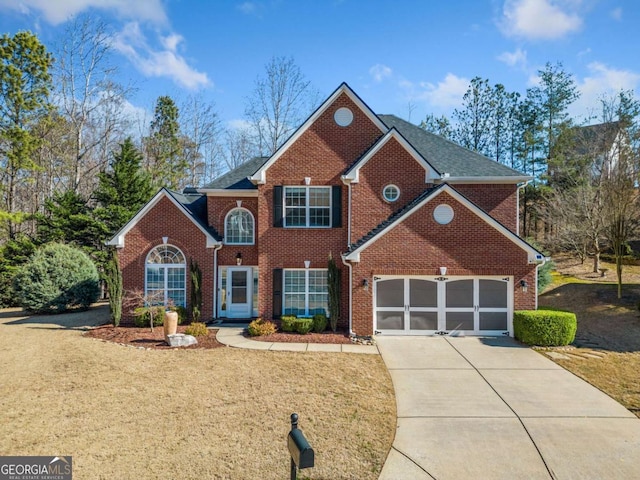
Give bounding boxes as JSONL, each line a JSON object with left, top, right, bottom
{"left": 283, "top": 269, "right": 328, "bottom": 316}
{"left": 284, "top": 186, "right": 331, "bottom": 228}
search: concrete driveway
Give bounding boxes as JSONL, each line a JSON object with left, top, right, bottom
{"left": 376, "top": 336, "right": 640, "bottom": 480}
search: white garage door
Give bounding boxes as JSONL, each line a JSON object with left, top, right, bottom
{"left": 374, "top": 276, "right": 512, "bottom": 336}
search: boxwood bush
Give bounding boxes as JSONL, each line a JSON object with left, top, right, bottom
{"left": 294, "top": 318, "right": 313, "bottom": 334}
{"left": 513, "top": 309, "right": 577, "bottom": 346}
{"left": 312, "top": 313, "right": 328, "bottom": 333}
{"left": 280, "top": 315, "right": 297, "bottom": 332}
{"left": 13, "top": 243, "right": 100, "bottom": 313}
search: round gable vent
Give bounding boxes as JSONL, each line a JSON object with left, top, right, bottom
{"left": 433, "top": 204, "right": 454, "bottom": 225}
{"left": 334, "top": 107, "right": 353, "bottom": 127}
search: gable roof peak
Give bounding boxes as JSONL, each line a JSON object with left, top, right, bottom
{"left": 249, "top": 82, "right": 388, "bottom": 184}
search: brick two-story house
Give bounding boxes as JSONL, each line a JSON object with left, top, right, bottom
{"left": 108, "top": 83, "right": 544, "bottom": 337}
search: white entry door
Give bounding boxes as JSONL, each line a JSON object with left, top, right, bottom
{"left": 227, "top": 267, "right": 252, "bottom": 318}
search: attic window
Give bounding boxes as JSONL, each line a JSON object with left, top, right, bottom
{"left": 382, "top": 184, "right": 400, "bottom": 202}
{"left": 433, "top": 204, "right": 454, "bottom": 225}
{"left": 334, "top": 107, "right": 353, "bottom": 127}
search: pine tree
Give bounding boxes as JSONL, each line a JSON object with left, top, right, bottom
{"left": 94, "top": 137, "right": 153, "bottom": 235}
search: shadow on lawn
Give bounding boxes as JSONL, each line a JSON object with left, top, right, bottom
{"left": 1, "top": 303, "right": 110, "bottom": 330}
{"left": 540, "top": 283, "right": 640, "bottom": 353}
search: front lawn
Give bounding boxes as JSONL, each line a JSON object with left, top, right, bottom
{"left": 539, "top": 254, "right": 640, "bottom": 417}
{"left": 0, "top": 305, "right": 396, "bottom": 479}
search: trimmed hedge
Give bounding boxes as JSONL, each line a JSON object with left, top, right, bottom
{"left": 312, "top": 313, "right": 328, "bottom": 333}
{"left": 280, "top": 315, "right": 297, "bottom": 332}
{"left": 279, "top": 315, "right": 313, "bottom": 334}
{"left": 513, "top": 310, "right": 577, "bottom": 346}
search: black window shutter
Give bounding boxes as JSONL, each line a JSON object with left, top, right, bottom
{"left": 273, "top": 186, "right": 283, "bottom": 227}
{"left": 332, "top": 185, "right": 342, "bottom": 228}
{"left": 273, "top": 268, "right": 283, "bottom": 318}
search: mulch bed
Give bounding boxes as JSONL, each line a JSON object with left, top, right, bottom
{"left": 84, "top": 324, "right": 224, "bottom": 350}
{"left": 244, "top": 330, "right": 352, "bottom": 344}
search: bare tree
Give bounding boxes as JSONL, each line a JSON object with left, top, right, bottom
{"left": 222, "top": 127, "right": 259, "bottom": 171}
{"left": 54, "top": 15, "right": 132, "bottom": 195}
{"left": 244, "top": 56, "right": 320, "bottom": 156}
{"left": 178, "top": 94, "right": 223, "bottom": 187}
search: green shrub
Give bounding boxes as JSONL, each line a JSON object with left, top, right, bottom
{"left": 133, "top": 306, "right": 165, "bottom": 327}
{"left": 513, "top": 310, "right": 577, "bottom": 346}
{"left": 280, "top": 315, "right": 297, "bottom": 332}
{"left": 185, "top": 322, "right": 208, "bottom": 337}
{"left": 247, "top": 318, "right": 277, "bottom": 336}
{"left": 294, "top": 318, "right": 313, "bottom": 334}
{"left": 312, "top": 313, "right": 328, "bottom": 333}
{"left": 13, "top": 243, "right": 100, "bottom": 313}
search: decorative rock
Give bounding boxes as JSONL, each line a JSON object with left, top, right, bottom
{"left": 166, "top": 333, "right": 198, "bottom": 347}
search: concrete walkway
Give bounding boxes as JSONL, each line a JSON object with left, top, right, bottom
{"left": 214, "top": 324, "right": 379, "bottom": 354}
{"left": 376, "top": 336, "right": 640, "bottom": 480}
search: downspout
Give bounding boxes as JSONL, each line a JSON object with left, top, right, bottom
{"left": 212, "top": 244, "right": 222, "bottom": 319}
{"left": 340, "top": 255, "right": 354, "bottom": 335}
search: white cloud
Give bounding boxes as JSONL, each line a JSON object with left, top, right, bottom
{"left": 0, "top": 0, "right": 167, "bottom": 25}
{"left": 369, "top": 64, "right": 392, "bottom": 82}
{"left": 401, "top": 73, "right": 470, "bottom": 112}
{"left": 114, "top": 22, "right": 211, "bottom": 90}
{"left": 610, "top": 7, "right": 622, "bottom": 21}
{"left": 500, "top": 0, "right": 582, "bottom": 40}
{"left": 572, "top": 62, "right": 640, "bottom": 120}
{"left": 227, "top": 119, "right": 252, "bottom": 131}
{"left": 497, "top": 48, "right": 528, "bottom": 69}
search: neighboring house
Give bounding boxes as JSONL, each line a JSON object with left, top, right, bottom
{"left": 108, "top": 83, "right": 544, "bottom": 337}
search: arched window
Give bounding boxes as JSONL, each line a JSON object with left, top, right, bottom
{"left": 145, "top": 245, "right": 186, "bottom": 307}
{"left": 225, "top": 208, "right": 254, "bottom": 244}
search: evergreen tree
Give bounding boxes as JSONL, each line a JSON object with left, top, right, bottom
{"left": 94, "top": 137, "right": 153, "bottom": 235}
{"left": 36, "top": 190, "right": 105, "bottom": 255}
{"left": 145, "top": 96, "right": 187, "bottom": 190}
{"left": 0, "top": 31, "right": 53, "bottom": 239}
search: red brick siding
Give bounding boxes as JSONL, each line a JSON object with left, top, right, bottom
{"left": 349, "top": 191, "right": 537, "bottom": 335}
{"left": 256, "top": 93, "right": 383, "bottom": 325}
{"left": 207, "top": 196, "right": 260, "bottom": 267}
{"left": 118, "top": 196, "right": 216, "bottom": 321}
{"left": 454, "top": 184, "right": 518, "bottom": 233}
{"left": 351, "top": 137, "right": 431, "bottom": 243}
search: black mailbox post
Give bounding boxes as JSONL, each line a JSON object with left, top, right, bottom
{"left": 287, "top": 413, "right": 314, "bottom": 479}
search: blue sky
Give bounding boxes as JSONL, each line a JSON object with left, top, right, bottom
{"left": 0, "top": 0, "right": 638, "bottom": 128}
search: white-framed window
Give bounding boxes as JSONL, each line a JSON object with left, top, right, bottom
{"left": 383, "top": 184, "right": 400, "bottom": 202}
{"left": 145, "top": 245, "right": 186, "bottom": 306}
{"left": 283, "top": 269, "right": 328, "bottom": 316}
{"left": 284, "top": 186, "right": 331, "bottom": 228}
{"left": 225, "top": 208, "right": 254, "bottom": 244}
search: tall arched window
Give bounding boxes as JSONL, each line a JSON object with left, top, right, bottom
{"left": 145, "top": 245, "right": 186, "bottom": 306}
{"left": 225, "top": 208, "right": 254, "bottom": 244}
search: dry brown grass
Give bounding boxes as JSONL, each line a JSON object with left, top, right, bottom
{"left": 0, "top": 305, "right": 396, "bottom": 479}
{"left": 539, "top": 254, "right": 640, "bottom": 417}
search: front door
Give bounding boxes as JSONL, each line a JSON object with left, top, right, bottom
{"left": 227, "top": 267, "right": 252, "bottom": 318}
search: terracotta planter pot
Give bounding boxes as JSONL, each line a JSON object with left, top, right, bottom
{"left": 164, "top": 310, "right": 179, "bottom": 342}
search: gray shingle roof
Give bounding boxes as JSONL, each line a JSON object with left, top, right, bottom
{"left": 202, "top": 156, "right": 269, "bottom": 189}
{"left": 166, "top": 189, "right": 221, "bottom": 240}
{"left": 378, "top": 115, "right": 526, "bottom": 178}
